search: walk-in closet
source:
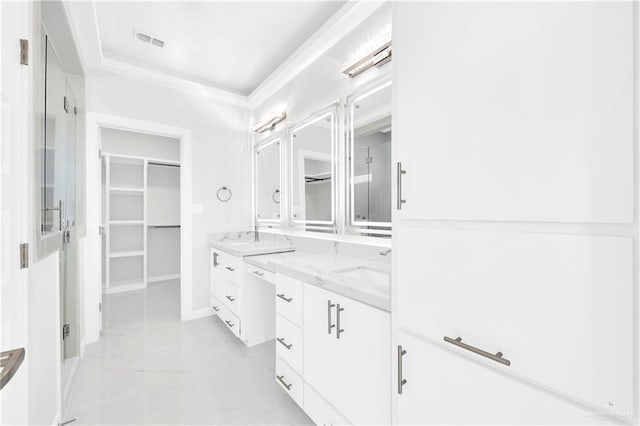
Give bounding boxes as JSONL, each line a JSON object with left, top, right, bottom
{"left": 101, "top": 128, "right": 181, "bottom": 294}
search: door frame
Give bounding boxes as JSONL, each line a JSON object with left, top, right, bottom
{"left": 83, "top": 112, "right": 193, "bottom": 350}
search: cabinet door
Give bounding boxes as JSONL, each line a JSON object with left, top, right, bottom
{"left": 334, "top": 295, "right": 391, "bottom": 425}
{"left": 395, "top": 227, "right": 634, "bottom": 413}
{"left": 393, "top": 2, "right": 633, "bottom": 223}
{"left": 396, "top": 332, "right": 602, "bottom": 425}
{"left": 210, "top": 249, "right": 225, "bottom": 300}
{"left": 303, "top": 284, "right": 339, "bottom": 409}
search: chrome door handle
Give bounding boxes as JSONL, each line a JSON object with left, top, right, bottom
{"left": 225, "top": 320, "right": 234, "bottom": 328}
{"left": 327, "top": 300, "right": 335, "bottom": 334}
{"left": 398, "top": 345, "right": 407, "bottom": 394}
{"left": 397, "top": 162, "right": 406, "bottom": 210}
{"left": 225, "top": 295, "right": 235, "bottom": 302}
{"left": 444, "top": 336, "right": 511, "bottom": 366}
{"left": 211, "top": 306, "right": 220, "bottom": 312}
{"left": 253, "top": 270, "right": 264, "bottom": 276}
{"left": 277, "top": 294, "right": 292, "bottom": 303}
{"left": 336, "top": 304, "right": 344, "bottom": 339}
{"left": 225, "top": 266, "right": 235, "bottom": 271}
{"left": 276, "top": 375, "right": 292, "bottom": 390}
{"left": 276, "top": 337, "right": 292, "bottom": 350}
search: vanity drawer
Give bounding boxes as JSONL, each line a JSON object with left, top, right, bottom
{"left": 275, "top": 274, "right": 303, "bottom": 326}
{"left": 218, "top": 305, "right": 241, "bottom": 339}
{"left": 224, "top": 254, "right": 243, "bottom": 284}
{"left": 222, "top": 281, "right": 241, "bottom": 316}
{"left": 246, "top": 264, "right": 276, "bottom": 285}
{"left": 276, "top": 315, "right": 303, "bottom": 374}
{"left": 276, "top": 356, "right": 303, "bottom": 407}
{"left": 210, "top": 295, "right": 223, "bottom": 315}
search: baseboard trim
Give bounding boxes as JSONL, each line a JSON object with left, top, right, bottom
{"left": 182, "top": 307, "right": 215, "bottom": 321}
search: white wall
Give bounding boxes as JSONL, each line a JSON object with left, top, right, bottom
{"left": 85, "top": 71, "right": 252, "bottom": 312}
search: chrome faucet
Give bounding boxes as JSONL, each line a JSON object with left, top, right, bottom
{"left": 379, "top": 248, "right": 392, "bottom": 256}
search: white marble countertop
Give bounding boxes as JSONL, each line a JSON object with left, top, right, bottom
{"left": 209, "top": 237, "right": 295, "bottom": 257}
{"left": 245, "top": 252, "right": 391, "bottom": 312}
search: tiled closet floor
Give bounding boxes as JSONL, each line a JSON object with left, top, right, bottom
{"left": 64, "top": 280, "right": 313, "bottom": 425}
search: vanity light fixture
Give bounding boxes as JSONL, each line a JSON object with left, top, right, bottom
{"left": 254, "top": 112, "right": 287, "bottom": 133}
{"left": 341, "top": 40, "right": 392, "bottom": 78}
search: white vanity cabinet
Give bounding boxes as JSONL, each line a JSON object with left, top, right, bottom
{"left": 209, "top": 248, "right": 225, "bottom": 313}
{"left": 209, "top": 249, "right": 275, "bottom": 347}
{"left": 303, "top": 283, "right": 391, "bottom": 425}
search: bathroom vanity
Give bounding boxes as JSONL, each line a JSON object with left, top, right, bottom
{"left": 209, "top": 236, "right": 392, "bottom": 425}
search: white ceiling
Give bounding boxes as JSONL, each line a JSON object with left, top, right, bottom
{"left": 94, "top": 1, "right": 346, "bottom": 96}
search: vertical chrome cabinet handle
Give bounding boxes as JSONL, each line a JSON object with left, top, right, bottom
{"left": 276, "top": 375, "right": 292, "bottom": 390}
{"left": 213, "top": 252, "right": 219, "bottom": 267}
{"left": 397, "top": 162, "right": 407, "bottom": 210}
{"left": 327, "top": 300, "right": 336, "bottom": 334}
{"left": 398, "top": 345, "right": 407, "bottom": 394}
{"left": 336, "top": 304, "right": 345, "bottom": 339}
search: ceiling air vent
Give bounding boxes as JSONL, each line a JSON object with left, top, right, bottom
{"left": 134, "top": 30, "right": 165, "bottom": 48}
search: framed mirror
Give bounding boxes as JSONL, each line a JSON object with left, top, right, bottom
{"left": 254, "top": 135, "right": 282, "bottom": 224}
{"left": 347, "top": 80, "right": 392, "bottom": 236}
{"left": 289, "top": 104, "right": 338, "bottom": 230}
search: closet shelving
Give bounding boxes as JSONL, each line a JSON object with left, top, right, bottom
{"left": 103, "top": 153, "right": 180, "bottom": 294}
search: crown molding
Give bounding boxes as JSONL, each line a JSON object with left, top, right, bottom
{"left": 64, "top": 0, "right": 386, "bottom": 110}
{"left": 246, "top": 1, "right": 387, "bottom": 110}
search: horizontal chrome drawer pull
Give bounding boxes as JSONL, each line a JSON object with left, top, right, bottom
{"left": 225, "top": 320, "right": 234, "bottom": 328}
{"left": 253, "top": 270, "right": 264, "bottom": 276}
{"left": 276, "top": 375, "right": 292, "bottom": 390}
{"left": 225, "top": 266, "right": 235, "bottom": 271}
{"left": 211, "top": 305, "right": 220, "bottom": 312}
{"left": 444, "top": 336, "right": 511, "bottom": 366}
{"left": 225, "top": 295, "right": 235, "bottom": 302}
{"left": 277, "top": 293, "right": 292, "bottom": 303}
{"left": 276, "top": 337, "right": 292, "bottom": 350}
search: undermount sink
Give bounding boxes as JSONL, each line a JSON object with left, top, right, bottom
{"left": 331, "top": 266, "right": 390, "bottom": 296}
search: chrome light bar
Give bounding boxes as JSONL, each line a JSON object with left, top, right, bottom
{"left": 342, "top": 40, "right": 392, "bottom": 78}
{"left": 254, "top": 112, "right": 287, "bottom": 133}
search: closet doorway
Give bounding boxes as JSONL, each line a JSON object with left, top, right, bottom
{"left": 86, "top": 113, "right": 193, "bottom": 344}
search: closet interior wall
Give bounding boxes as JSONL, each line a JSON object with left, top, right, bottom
{"left": 100, "top": 127, "right": 181, "bottom": 294}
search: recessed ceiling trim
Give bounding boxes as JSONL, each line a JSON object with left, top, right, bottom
{"left": 64, "top": 0, "right": 387, "bottom": 110}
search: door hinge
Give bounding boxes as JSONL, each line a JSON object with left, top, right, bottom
{"left": 62, "top": 324, "right": 70, "bottom": 339}
{"left": 19, "top": 243, "right": 29, "bottom": 269}
{"left": 62, "top": 229, "right": 71, "bottom": 244}
{"left": 99, "top": 225, "right": 105, "bottom": 236}
{"left": 365, "top": 156, "right": 373, "bottom": 165}
{"left": 63, "top": 96, "right": 69, "bottom": 113}
{"left": 19, "top": 39, "right": 28, "bottom": 65}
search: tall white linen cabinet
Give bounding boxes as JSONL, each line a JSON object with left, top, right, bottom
{"left": 392, "top": 2, "right": 636, "bottom": 424}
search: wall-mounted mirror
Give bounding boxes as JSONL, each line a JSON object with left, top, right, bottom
{"left": 348, "top": 80, "right": 392, "bottom": 234}
{"left": 254, "top": 136, "right": 281, "bottom": 224}
{"left": 289, "top": 105, "right": 337, "bottom": 229}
